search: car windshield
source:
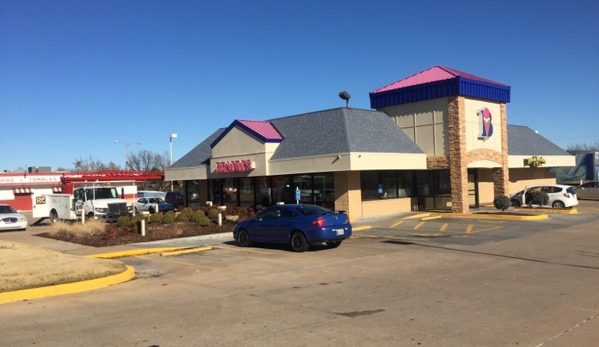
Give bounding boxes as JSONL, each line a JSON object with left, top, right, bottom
{"left": 0, "top": 205, "right": 17, "bottom": 214}
{"left": 296, "top": 204, "right": 331, "bottom": 216}
{"left": 148, "top": 198, "right": 165, "bottom": 203}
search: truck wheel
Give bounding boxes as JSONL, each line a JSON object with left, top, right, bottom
{"left": 87, "top": 212, "right": 94, "bottom": 220}
{"left": 50, "top": 210, "right": 59, "bottom": 224}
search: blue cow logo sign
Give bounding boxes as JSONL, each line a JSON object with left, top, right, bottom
{"left": 478, "top": 108, "right": 494, "bottom": 139}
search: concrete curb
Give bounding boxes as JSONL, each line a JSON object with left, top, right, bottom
{"left": 0, "top": 265, "right": 136, "bottom": 304}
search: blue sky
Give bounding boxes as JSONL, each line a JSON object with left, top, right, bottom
{"left": 1, "top": 0, "right": 598, "bottom": 171}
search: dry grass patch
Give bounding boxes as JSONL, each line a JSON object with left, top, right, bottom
{"left": 49, "top": 220, "right": 105, "bottom": 237}
{"left": 0, "top": 240, "right": 127, "bottom": 293}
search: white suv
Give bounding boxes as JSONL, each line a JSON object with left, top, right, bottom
{"left": 510, "top": 184, "right": 578, "bottom": 209}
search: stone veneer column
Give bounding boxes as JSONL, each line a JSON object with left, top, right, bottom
{"left": 494, "top": 103, "right": 510, "bottom": 197}
{"left": 334, "top": 171, "right": 362, "bottom": 220}
{"left": 448, "top": 96, "right": 469, "bottom": 213}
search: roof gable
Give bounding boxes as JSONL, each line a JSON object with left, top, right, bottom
{"left": 210, "top": 119, "right": 283, "bottom": 148}
{"left": 370, "top": 65, "right": 511, "bottom": 108}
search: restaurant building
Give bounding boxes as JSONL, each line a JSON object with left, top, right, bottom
{"left": 165, "top": 66, "right": 575, "bottom": 218}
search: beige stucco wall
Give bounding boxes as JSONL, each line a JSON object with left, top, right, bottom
{"left": 379, "top": 98, "right": 449, "bottom": 156}
{"left": 463, "top": 99, "right": 503, "bottom": 153}
{"left": 269, "top": 152, "right": 427, "bottom": 175}
{"left": 165, "top": 166, "right": 209, "bottom": 181}
{"left": 334, "top": 171, "right": 362, "bottom": 219}
{"left": 210, "top": 126, "right": 280, "bottom": 177}
{"left": 477, "top": 169, "right": 496, "bottom": 204}
{"left": 508, "top": 168, "right": 557, "bottom": 194}
{"left": 361, "top": 198, "right": 413, "bottom": 217}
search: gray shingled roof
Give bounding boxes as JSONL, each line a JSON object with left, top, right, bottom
{"left": 507, "top": 125, "right": 570, "bottom": 156}
{"left": 269, "top": 108, "right": 424, "bottom": 159}
{"left": 171, "top": 113, "right": 568, "bottom": 169}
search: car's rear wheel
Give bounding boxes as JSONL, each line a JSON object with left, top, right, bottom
{"left": 511, "top": 199, "right": 521, "bottom": 207}
{"left": 237, "top": 229, "right": 251, "bottom": 247}
{"left": 552, "top": 200, "right": 566, "bottom": 209}
{"left": 290, "top": 231, "right": 309, "bottom": 252}
{"left": 326, "top": 240, "right": 342, "bottom": 249}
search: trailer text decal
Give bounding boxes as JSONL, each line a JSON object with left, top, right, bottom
{"left": 215, "top": 160, "right": 255, "bottom": 173}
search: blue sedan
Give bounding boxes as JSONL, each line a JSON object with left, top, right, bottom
{"left": 233, "top": 204, "right": 352, "bottom": 252}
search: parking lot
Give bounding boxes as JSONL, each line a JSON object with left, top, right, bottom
{"left": 1, "top": 201, "right": 599, "bottom": 346}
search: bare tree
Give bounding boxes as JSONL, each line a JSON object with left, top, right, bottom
{"left": 128, "top": 150, "right": 169, "bottom": 190}
{"left": 129, "top": 150, "right": 166, "bottom": 172}
{"left": 72, "top": 156, "right": 121, "bottom": 171}
{"left": 568, "top": 139, "right": 599, "bottom": 152}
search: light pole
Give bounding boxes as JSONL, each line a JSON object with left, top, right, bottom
{"left": 113, "top": 140, "right": 141, "bottom": 171}
{"left": 169, "top": 133, "right": 177, "bottom": 191}
{"left": 169, "top": 133, "right": 178, "bottom": 165}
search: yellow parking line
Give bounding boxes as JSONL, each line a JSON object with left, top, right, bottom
{"left": 390, "top": 220, "right": 404, "bottom": 228}
{"left": 439, "top": 223, "right": 448, "bottom": 232}
{"left": 465, "top": 225, "right": 502, "bottom": 234}
{"left": 465, "top": 224, "right": 474, "bottom": 234}
{"left": 413, "top": 222, "right": 425, "bottom": 230}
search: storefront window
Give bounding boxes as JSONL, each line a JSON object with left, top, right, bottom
{"left": 239, "top": 178, "right": 254, "bottom": 208}
{"left": 361, "top": 171, "right": 379, "bottom": 200}
{"left": 361, "top": 171, "right": 413, "bottom": 201}
{"left": 380, "top": 171, "right": 398, "bottom": 199}
{"left": 314, "top": 173, "right": 334, "bottom": 209}
{"left": 187, "top": 180, "right": 202, "bottom": 203}
{"left": 397, "top": 171, "right": 413, "bottom": 197}
{"left": 256, "top": 177, "right": 272, "bottom": 208}
{"left": 293, "top": 174, "right": 314, "bottom": 204}
{"left": 432, "top": 170, "right": 451, "bottom": 195}
{"left": 272, "top": 176, "right": 292, "bottom": 204}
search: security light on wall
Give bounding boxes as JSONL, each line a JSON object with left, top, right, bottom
{"left": 338, "top": 91, "right": 351, "bottom": 107}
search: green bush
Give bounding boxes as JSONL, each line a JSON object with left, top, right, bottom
{"left": 149, "top": 212, "right": 163, "bottom": 224}
{"left": 191, "top": 211, "right": 206, "bottom": 224}
{"left": 207, "top": 208, "right": 219, "bottom": 221}
{"left": 116, "top": 215, "right": 130, "bottom": 228}
{"left": 162, "top": 211, "right": 175, "bottom": 224}
{"left": 531, "top": 191, "right": 549, "bottom": 206}
{"left": 129, "top": 215, "right": 142, "bottom": 232}
{"left": 175, "top": 213, "right": 189, "bottom": 222}
{"left": 181, "top": 207, "right": 194, "bottom": 218}
{"left": 195, "top": 215, "right": 211, "bottom": 227}
{"left": 493, "top": 195, "right": 511, "bottom": 212}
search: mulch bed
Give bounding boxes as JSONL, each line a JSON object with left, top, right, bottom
{"left": 36, "top": 222, "right": 236, "bottom": 248}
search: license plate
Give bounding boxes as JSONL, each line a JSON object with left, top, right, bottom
{"left": 334, "top": 228, "right": 344, "bottom": 235}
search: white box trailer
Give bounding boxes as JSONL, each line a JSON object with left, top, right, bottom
{"left": 32, "top": 194, "right": 77, "bottom": 223}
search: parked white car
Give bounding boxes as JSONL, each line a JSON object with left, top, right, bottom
{"left": 575, "top": 181, "right": 599, "bottom": 200}
{"left": 510, "top": 184, "right": 578, "bottom": 209}
{"left": 0, "top": 204, "right": 28, "bottom": 231}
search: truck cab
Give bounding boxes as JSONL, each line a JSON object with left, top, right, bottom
{"left": 73, "top": 186, "right": 131, "bottom": 222}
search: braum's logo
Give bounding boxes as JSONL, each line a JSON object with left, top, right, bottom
{"left": 478, "top": 108, "right": 493, "bottom": 139}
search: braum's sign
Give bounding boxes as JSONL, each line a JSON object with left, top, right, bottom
{"left": 215, "top": 160, "right": 255, "bottom": 173}
{"left": 477, "top": 107, "right": 494, "bottom": 139}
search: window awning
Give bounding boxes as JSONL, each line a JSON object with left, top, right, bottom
{"left": 52, "top": 187, "right": 63, "bottom": 193}
{"left": 13, "top": 188, "right": 32, "bottom": 194}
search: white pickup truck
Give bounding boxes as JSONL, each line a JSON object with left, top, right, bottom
{"left": 33, "top": 186, "right": 132, "bottom": 224}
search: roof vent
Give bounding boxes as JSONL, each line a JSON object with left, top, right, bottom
{"left": 338, "top": 91, "right": 351, "bottom": 108}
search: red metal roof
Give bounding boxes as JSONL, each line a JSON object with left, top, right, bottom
{"left": 237, "top": 120, "right": 283, "bottom": 140}
{"left": 371, "top": 65, "right": 509, "bottom": 93}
